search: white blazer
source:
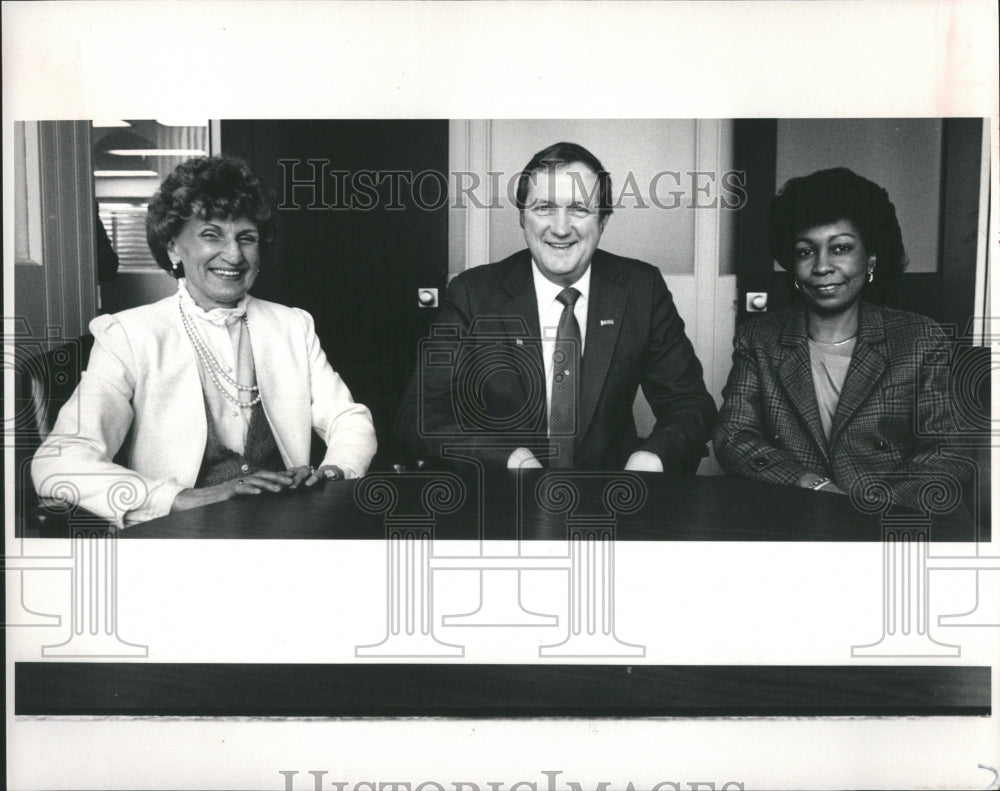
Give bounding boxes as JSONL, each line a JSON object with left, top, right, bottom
{"left": 31, "top": 292, "right": 377, "bottom": 526}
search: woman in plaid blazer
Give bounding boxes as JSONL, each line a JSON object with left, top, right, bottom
{"left": 714, "top": 168, "right": 969, "bottom": 511}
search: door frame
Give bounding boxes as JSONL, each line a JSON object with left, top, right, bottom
{"left": 449, "top": 119, "right": 739, "bottom": 473}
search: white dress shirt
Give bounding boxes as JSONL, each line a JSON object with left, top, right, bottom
{"left": 177, "top": 280, "right": 255, "bottom": 454}
{"left": 531, "top": 260, "right": 591, "bottom": 425}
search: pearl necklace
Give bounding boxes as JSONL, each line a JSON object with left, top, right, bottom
{"left": 179, "top": 299, "right": 262, "bottom": 408}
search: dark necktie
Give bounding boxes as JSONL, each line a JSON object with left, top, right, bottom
{"left": 549, "top": 287, "right": 581, "bottom": 468}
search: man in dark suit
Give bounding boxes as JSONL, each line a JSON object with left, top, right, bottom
{"left": 396, "top": 142, "right": 716, "bottom": 473}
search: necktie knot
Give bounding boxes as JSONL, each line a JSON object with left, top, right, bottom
{"left": 557, "top": 287, "right": 581, "bottom": 309}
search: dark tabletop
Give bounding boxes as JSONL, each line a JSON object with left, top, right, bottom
{"left": 124, "top": 470, "right": 977, "bottom": 541}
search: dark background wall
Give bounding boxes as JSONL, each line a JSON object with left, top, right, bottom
{"left": 221, "top": 120, "right": 450, "bottom": 466}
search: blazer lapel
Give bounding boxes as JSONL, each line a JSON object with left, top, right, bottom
{"left": 501, "top": 254, "right": 545, "bottom": 416}
{"left": 501, "top": 253, "right": 543, "bottom": 340}
{"left": 244, "top": 298, "right": 304, "bottom": 466}
{"left": 776, "top": 307, "right": 830, "bottom": 464}
{"left": 831, "top": 301, "right": 886, "bottom": 443}
{"left": 158, "top": 295, "right": 210, "bottom": 485}
{"left": 579, "top": 254, "right": 626, "bottom": 442}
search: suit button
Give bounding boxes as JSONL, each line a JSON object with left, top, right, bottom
{"left": 773, "top": 434, "right": 780, "bottom": 442}
{"left": 753, "top": 456, "right": 768, "bottom": 468}
{"left": 555, "top": 373, "right": 564, "bottom": 383}
{"left": 876, "top": 439, "right": 888, "bottom": 450}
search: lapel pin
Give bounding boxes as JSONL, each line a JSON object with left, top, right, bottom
{"left": 600, "top": 319, "right": 614, "bottom": 327}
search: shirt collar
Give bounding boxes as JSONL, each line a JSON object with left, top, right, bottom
{"left": 177, "top": 279, "right": 251, "bottom": 327}
{"left": 530, "top": 260, "right": 592, "bottom": 308}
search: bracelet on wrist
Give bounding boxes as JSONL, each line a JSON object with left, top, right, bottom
{"left": 809, "top": 477, "right": 832, "bottom": 491}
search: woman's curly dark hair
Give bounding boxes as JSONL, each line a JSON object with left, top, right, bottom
{"left": 146, "top": 156, "right": 277, "bottom": 278}
{"left": 768, "top": 167, "right": 908, "bottom": 302}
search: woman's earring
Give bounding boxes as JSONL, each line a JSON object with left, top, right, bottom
{"left": 793, "top": 280, "right": 801, "bottom": 291}
{"left": 867, "top": 269, "right": 875, "bottom": 283}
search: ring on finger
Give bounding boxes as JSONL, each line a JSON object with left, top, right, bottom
{"left": 238, "top": 478, "right": 245, "bottom": 486}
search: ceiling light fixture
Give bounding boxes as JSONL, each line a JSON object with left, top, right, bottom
{"left": 104, "top": 148, "right": 206, "bottom": 157}
{"left": 94, "top": 170, "right": 160, "bottom": 178}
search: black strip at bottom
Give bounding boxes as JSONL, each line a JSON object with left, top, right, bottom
{"left": 15, "top": 663, "right": 990, "bottom": 718}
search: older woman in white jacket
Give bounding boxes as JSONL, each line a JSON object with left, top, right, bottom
{"left": 32, "top": 156, "right": 377, "bottom": 527}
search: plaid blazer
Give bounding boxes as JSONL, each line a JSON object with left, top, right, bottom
{"left": 713, "top": 302, "right": 970, "bottom": 510}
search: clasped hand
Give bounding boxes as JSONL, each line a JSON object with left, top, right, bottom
{"left": 505, "top": 448, "right": 663, "bottom": 472}
{"left": 171, "top": 465, "right": 345, "bottom": 512}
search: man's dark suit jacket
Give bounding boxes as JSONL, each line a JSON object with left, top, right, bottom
{"left": 713, "top": 301, "right": 971, "bottom": 509}
{"left": 395, "top": 249, "right": 717, "bottom": 472}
